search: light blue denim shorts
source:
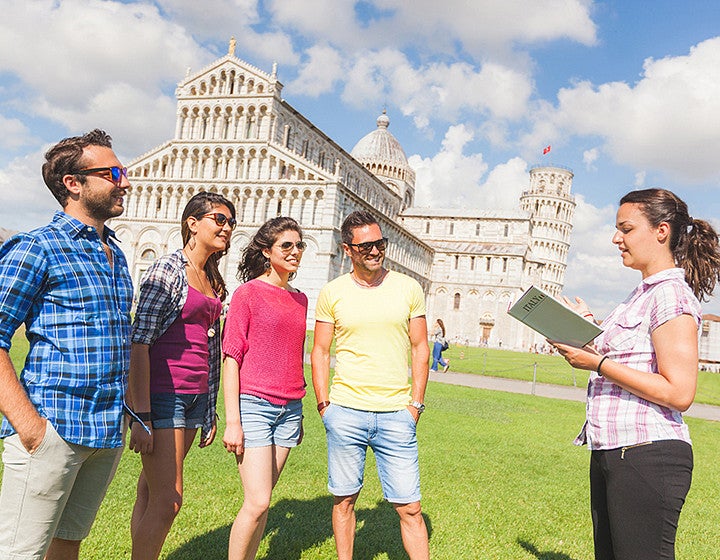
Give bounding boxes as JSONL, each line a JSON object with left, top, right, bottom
{"left": 322, "top": 404, "right": 421, "bottom": 503}
{"left": 150, "top": 393, "right": 208, "bottom": 430}
{"left": 240, "top": 394, "right": 303, "bottom": 448}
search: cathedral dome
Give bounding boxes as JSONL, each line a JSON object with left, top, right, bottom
{"left": 351, "top": 110, "right": 409, "bottom": 169}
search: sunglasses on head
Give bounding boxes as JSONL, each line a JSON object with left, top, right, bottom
{"left": 346, "top": 237, "right": 388, "bottom": 254}
{"left": 277, "top": 240, "right": 307, "bottom": 253}
{"left": 74, "top": 166, "right": 128, "bottom": 185}
{"left": 202, "top": 212, "right": 237, "bottom": 229}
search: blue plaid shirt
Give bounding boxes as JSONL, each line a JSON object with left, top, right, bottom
{"left": 0, "top": 212, "right": 133, "bottom": 448}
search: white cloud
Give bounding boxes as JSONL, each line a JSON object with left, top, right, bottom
{"left": 290, "top": 45, "right": 345, "bottom": 96}
{"left": 0, "top": 0, "right": 206, "bottom": 109}
{"left": 409, "top": 124, "right": 488, "bottom": 207}
{"left": 634, "top": 171, "right": 646, "bottom": 188}
{"left": 268, "top": 0, "right": 363, "bottom": 48}
{"left": 339, "top": 50, "right": 533, "bottom": 126}
{"left": 268, "top": 0, "right": 596, "bottom": 60}
{"left": 583, "top": 147, "right": 599, "bottom": 170}
{"left": 0, "top": 149, "right": 60, "bottom": 232}
{"left": 0, "top": 114, "right": 35, "bottom": 150}
{"left": 539, "top": 37, "right": 720, "bottom": 185}
{"left": 409, "top": 125, "right": 529, "bottom": 211}
{"left": 31, "top": 85, "right": 177, "bottom": 161}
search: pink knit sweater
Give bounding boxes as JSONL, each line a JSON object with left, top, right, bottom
{"left": 222, "top": 279, "right": 308, "bottom": 404}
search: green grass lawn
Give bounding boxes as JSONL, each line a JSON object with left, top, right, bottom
{"left": 440, "top": 344, "right": 720, "bottom": 407}
{"left": 3, "top": 333, "right": 720, "bottom": 558}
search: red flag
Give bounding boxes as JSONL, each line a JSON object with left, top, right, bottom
{"left": 543, "top": 145, "right": 551, "bottom": 155}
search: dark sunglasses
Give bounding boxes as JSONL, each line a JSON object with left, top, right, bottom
{"left": 74, "top": 166, "right": 128, "bottom": 184}
{"left": 202, "top": 212, "right": 237, "bottom": 229}
{"left": 346, "top": 237, "right": 388, "bottom": 254}
{"left": 277, "top": 240, "right": 307, "bottom": 253}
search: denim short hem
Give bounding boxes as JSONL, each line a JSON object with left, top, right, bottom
{"left": 384, "top": 492, "right": 422, "bottom": 505}
{"left": 243, "top": 437, "right": 300, "bottom": 449}
{"left": 152, "top": 418, "right": 204, "bottom": 430}
{"left": 328, "top": 484, "right": 364, "bottom": 497}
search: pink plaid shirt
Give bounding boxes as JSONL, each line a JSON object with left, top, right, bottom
{"left": 575, "top": 268, "right": 701, "bottom": 450}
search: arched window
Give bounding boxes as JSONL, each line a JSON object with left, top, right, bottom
{"left": 141, "top": 248, "right": 156, "bottom": 261}
{"left": 453, "top": 293, "right": 461, "bottom": 310}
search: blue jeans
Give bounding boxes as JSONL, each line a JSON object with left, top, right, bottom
{"left": 322, "top": 404, "right": 421, "bottom": 504}
{"left": 431, "top": 341, "right": 448, "bottom": 371}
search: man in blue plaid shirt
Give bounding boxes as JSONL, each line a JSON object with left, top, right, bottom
{"left": 0, "top": 130, "right": 133, "bottom": 559}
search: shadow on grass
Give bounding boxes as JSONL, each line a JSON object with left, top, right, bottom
{"left": 354, "top": 500, "right": 433, "bottom": 560}
{"left": 518, "top": 539, "right": 577, "bottom": 560}
{"left": 165, "top": 496, "right": 432, "bottom": 559}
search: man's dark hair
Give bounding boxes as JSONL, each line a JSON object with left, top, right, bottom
{"left": 42, "top": 129, "right": 114, "bottom": 206}
{"left": 341, "top": 210, "right": 380, "bottom": 245}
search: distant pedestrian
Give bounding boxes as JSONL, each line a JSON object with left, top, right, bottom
{"left": 551, "top": 188, "right": 720, "bottom": 560}
{"left": 430, "top": 319, "right": 450, "bottom": 372}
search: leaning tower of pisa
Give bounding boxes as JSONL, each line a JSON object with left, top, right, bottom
{"left": 519, "top": 165, "right": 576, "bottom": 297}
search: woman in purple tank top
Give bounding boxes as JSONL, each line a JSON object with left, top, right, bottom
{"left": 127, "top": 192, "right": 236, "bottom": 560}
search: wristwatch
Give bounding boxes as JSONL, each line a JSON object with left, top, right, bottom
{"left": 410, "top": 400, "right": 425, "bottom": 414}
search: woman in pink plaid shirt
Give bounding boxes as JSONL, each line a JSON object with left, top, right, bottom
{"left": 551, "top": 188, "right": 720, "bottom": 560}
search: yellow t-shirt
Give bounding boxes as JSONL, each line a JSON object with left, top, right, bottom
{"left": 315, "top": 270, "right": 426, "bottom": 411}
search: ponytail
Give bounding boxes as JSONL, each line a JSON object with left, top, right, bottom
{"left": 677, "top": 218, "right": 720, "bottom": 301}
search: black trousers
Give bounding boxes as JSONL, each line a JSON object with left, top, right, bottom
{"left": 590, "top": 440, "right": 693, "bottom": 560}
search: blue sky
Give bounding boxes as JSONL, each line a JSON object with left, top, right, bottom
{"left": 1, "top": 0, "right": 720, "bottom": 315}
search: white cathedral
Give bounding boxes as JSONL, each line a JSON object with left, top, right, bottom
{"left": 111, "top": 43, "right": 576, "bottom": 352}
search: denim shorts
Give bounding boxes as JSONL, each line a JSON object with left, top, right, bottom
{"left": 322, "top": 404, "right": 421, "bottom": 504}
{"left": 240, "top": 394, "right": 303, "bottom": 448}
{"left": 150, "top": 393, "right": 208, "bottom": 429}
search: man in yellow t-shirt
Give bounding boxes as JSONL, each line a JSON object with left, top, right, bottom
{"left": 311, "top": 210, "right": 430, "bottom": 560}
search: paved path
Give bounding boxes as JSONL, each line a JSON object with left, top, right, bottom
{"left": 429, "top": 370, "right": 720, "bottom": 422}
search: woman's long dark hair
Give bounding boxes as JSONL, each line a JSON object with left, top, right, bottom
{"left": 237, "top": 217, "right": 303, "bottom": 282}
{"left": 181, "top": 191, "right": 236, "bottom": 301}
{"left": 620, "top": 188, "right": 720, "bottom": 300}
{"left": 436, "top": 318, "right": 446, "bottom": 337}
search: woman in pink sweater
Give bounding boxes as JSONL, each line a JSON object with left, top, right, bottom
{"left": 222, "top": 216, "right": 308, "bottom": 560}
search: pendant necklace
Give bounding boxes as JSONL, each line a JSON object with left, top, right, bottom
{"left": 184, "top": 249, "right": 217, "bottom": 338}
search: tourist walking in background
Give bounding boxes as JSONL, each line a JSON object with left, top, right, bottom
{"left": 222, "top": 217, "right": 308, "bottom": 560}
{"left": 550, "top": 188, "right": 720, "bottom": 560}
{"left": 312, "top": 210, "right": 430, "bottom": 560}
{"left": 128, "top": 192, "right": 235, "bottom": 559}
{"left": 430, "top": 318, "right": 451, "bottom": 372}
{"left": 0, "top": 130, "right": 133, "bottom": 559}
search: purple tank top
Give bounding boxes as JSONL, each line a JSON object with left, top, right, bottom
{"left": 149, "top": 286, "right": 221, "bottom": 394}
